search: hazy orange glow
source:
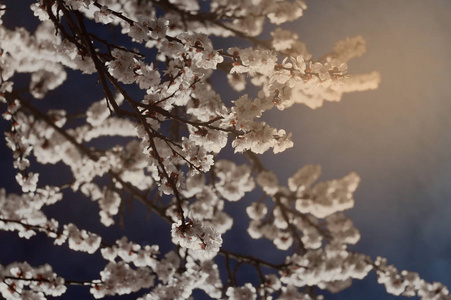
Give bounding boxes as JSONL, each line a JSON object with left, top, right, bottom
{"left": 260, "top": 0, "right": 451, "bottom": 286}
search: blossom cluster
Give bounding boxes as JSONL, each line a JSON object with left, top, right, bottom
{"left": 0, "top": 187, "right": 62, "bottom": 239}
{"left": 90, "top": 262, "right": 155, "bottom": 299}
{"left": 171, "top": 220, "right": 223, "bottom": 261}
{"left": 375, "top": 257, "right": 451, "bottom": 299}
{"left": 0, "top": 262, "right": 66, "bottom": 299}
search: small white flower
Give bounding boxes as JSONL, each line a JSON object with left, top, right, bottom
{"left": 246, "top": 202, "right": 268, "bottom": 220}
{"left": 171, "top": 220, "right": 222, "bottom": 260}
{"left": 94, "top": 6, "right": 113, "bottom": 24}
{"left": 149, "top": 18, "right": 169, "bottom": 39}
{"left": 226, "top": 283, "right": 257, "bottom": 300}
{"left": 16, "top": 172, "right": 39, "bottom": 193}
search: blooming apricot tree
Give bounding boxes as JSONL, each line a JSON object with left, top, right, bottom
{"left": 0, "top": 0, "right": 448, "bottom": 299}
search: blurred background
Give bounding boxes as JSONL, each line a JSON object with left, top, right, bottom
{"left": 263, "top": 0, "right": 451, "bottom": 298}
{"left": 1, "top": 0, "right": 451, "bottom": 299}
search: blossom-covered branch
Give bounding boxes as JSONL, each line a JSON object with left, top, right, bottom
{"left": 0, "top": 0, "right": 445, "bottom": 299}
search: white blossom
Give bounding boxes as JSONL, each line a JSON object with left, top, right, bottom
{"left": 171, "top": 220, "right": 222, "bottom": 260}
{"left": 149, "top": 18, "right": 169, "bottom": 39}
{"left": 226, "top": 283, "right": 257, "bottom": 300}
{"left": 90, "top": 262, "right": 154, "bottom": 298}
{"left": 246, "top": 202, "right": 268, "bottom": 220}
{"left": 64, "top": 223, "right": 101, "bottom": 254}
{"left": 215, "top": 160, "right": 255, "bottom": 201}
{"left": 0, "top": 262, "right": 66, "bottom": 298}
{"left": 15, "top": 172, "right": 39, "bottom": 193}
{"left": 94, "top": 6, "right": 113, "bottom": 24}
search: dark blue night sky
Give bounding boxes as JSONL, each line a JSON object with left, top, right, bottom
{"left": 1, "top": 0, "right": 451, "bottom": 299}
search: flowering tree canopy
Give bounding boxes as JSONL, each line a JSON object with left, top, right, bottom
{"left": 0, "top": 0, "right": 448, "bottom": 299}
